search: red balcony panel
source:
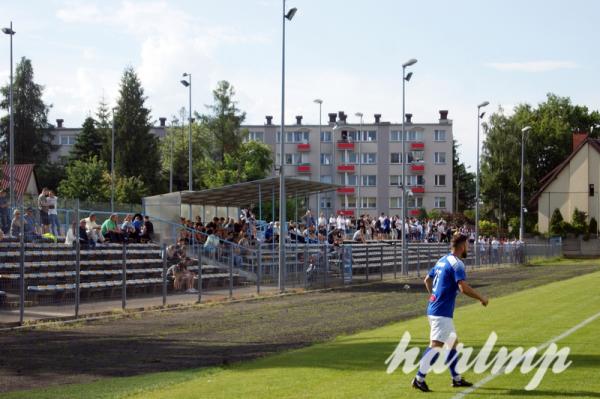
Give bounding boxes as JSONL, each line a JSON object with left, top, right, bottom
{"left": 336, "top": 164, "right": 355, "bottom": 173}
{"left": 411, "top": 142, "right": 425, "bottom": 150}
{"left": 411, "top": 186, "right": 425, "bottom": 194}
{"left": 337, "top": 141, "right": 355, "bottom": 150}
{"left": 337, "top": 209, "right": 355, "bottom": 216}
{"left": 410, "top": 164, "right": 425, "bottom": 172}
{"left": 297, "top": 143, "right": 311, "bottom": 151}
{"left": 336, "top": 187, "right": 355, "bottom": 194}
{"left": 297, "top": 164, "right": 311, "bottom": 173}
{"left": 409, "top": 209, "right": 421, "bottom": 216}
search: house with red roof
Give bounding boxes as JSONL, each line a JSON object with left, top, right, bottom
{"left": 0, "top": 164, "right": 39, "bottom": 200}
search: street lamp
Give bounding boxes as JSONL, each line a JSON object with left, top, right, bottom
{"left": 401, "top": 58, "right": 417, "bottom": 276}
{"left": 278, "top": 0, "right": 297, "bottom": 293}
{"left": 180, "top": 73, "right": 192, "bottom": 194}
{"left": 111, "top": 107, "right": 118, "bottom": 212}
{"left": 355, "top": 112, "right": 363, "bottom": 215}
{"left": 169, "top": 117, "right": 178, "bottom": 193}
{"left": 475, "top": 100, "right": 489, "bottom": 267}
{"left": 520, "top": 126, "right": 532, "bottom": 242}
{"left": 314, "top": 99, "right": 323, "bottom": 217}
{"left": 2, "top": 22, "right": 15, "bottom": 210}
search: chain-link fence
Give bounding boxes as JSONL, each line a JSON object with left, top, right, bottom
{"left": 0, "top": 200, "right": 563, "bottom": 327}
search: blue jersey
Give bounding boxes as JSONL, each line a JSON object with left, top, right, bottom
{"left": 426, "top": 254, "right": 466, "bottom": 318}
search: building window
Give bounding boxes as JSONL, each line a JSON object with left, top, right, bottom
{"left": 435, "top": 174, "right": 446, "bottom": 186}
{"left": 320, "top": 196, "right": 332, "bottom": 209}
{"left": 406, "top": 175, "right": 425, "bottom": 186}
{"left": 343, "top": 195, "right": 356, "bottom": 208}
{"left": 280, "top": 131, "right": 309, "bottom": 143}
{"left": 434, "top": 196, "right": 447, "bottom": 208}
{"left": 320, "top": 131, "right": 332, "bottom": 142}
{"left": 340, "top": 174, "right": 358, "bottom": 186}
{"left": 390, "top": 152, "right": 401, "bottom": 164}
{"left": 409, "top": 151, "right": 424, "bottom": 163}
{"left": 320, "top": 153, "right": 332, "bottom": 165}
{"left": 434, "top": 152, "right": 446, "bottom": 164}
{"left": 389, "top": 175, "right": 401, "bottom": 186}
{"left": 406, "top": 130, "right": 423, "bottom": 142}
{"left": 320, "top": 175, "right": 332, "bottom": 184}
{"left": 434, "top": 129, "right": 446, "bottom": 142}
{"left": 60, "top": 135, "right": 76, "bottom": 145}
{"left": 341, "top": 151, "right": 358, "bottom": 164}
{"left": 361, "top": 153, "right": 377, "bottom": 164}
{"left": 408, "top": 197, "right": 424, "bottom": 208}
{"left": 245, "top": 131, "right": 264, "bottom": 143}
{"left": 389, "top": 197, "right": 402, "bottom": 208}
{"left": 360, "top": 175, "right": 377, "bottom": 186}
{"left": 285, "top": 153, "right": 304, "bottom": 165}
{"left": 354, "top": 130, "right": 376, "bottom": 142}
{"left": 390, "top": 131, "right": 401, "bottom": 142}
{"left": 360, "top": 197, "right": 377, "bottom": 209}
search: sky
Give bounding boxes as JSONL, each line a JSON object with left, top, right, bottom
{"left": 1, "top": 0, "right": 599, "bottom": 171}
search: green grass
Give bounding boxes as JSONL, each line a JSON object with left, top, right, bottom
{"left": 6, "top": 265, "right": 600, "bottom": 399}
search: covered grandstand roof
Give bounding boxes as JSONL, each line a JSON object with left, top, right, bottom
{"left": 177, "top": 177, "right": 340, "bottom": 207}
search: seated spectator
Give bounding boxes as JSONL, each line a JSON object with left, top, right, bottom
{"left": 353, "top": 227, "right": 366, "bottom": 243}
{"left": 140, "top": 215, "right": 154, "bottom": 242}
{"left": 132, "top": 213, "right": 144, "bottom": 234}
{"left": 23, "top": 207, "right": 41, "bottom": 241}
{"left": 65, "top": 221, "right": 78, "bottom": 246}
{"left": 204, "top": 229, "right": 219, "bottom": 257}
{"left": 101, "top": 213, "right": 124, "bottom": 243}
{"left": 10, "top": 209, "right": 21, "bottom": 238}
{"left": 78, "top": 218, "right": 94, "bottom": 248}
{"left": 167, "top": 257, "right": 197, "bottom": 293}
{"left": 121, "top": 214, "right": 139, "bottom": 242}
{"left": 85, "top": 213, "right": 105, "bottom": 243}
{"left": 0, "top": 189, "right": 9, "bottom": 234}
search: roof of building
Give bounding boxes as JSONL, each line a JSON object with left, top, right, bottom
{"left": 529, "top": 138, "right": 600, "bottom": 205}
{"left": 0, "top": 164, "right": 37, "bottom": 198}
{"left": 145, "top": 176, "right": 341, "bottom": 208}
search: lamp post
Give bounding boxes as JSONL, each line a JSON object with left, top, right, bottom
{"left": 278, "top": 0, "right": 297, "bottom": 293}
{"left": 111, "top": 107, "right": 118, "bottom": 212}
{"left": 401, "top": 58, "right": 417, "bottom": 276}
{"left": 520, "top": 126, "right": 531, "bottom": 241}
{"left": 2, "top": 22, "right": 15, "bottom": 210}
{"left": 475, "top": 100, "right": 489, "bottom": 267}
{"left": 314, "top": 99, "right": 323, "bottom": 217}
{"left": 355, "top": 112, "right": 363, "bottom": 214}
{"left": 180, "top": 74, "right": 192, "bottom": 193}
{"left": 169, "top": 117, "right": 178, "bottom": 193}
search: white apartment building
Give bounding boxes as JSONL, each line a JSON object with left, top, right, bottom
{"left": 242, "top": 110, "right": 454, "bottom": 218}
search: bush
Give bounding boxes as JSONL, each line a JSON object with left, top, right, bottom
{"left": 549, "top": 208, "right": 564, "bottom": 237}
{"left": 589, "top": 217, "right": 597, "bottom": 236}
{"left": 571, "top": 208, "right": 588, "bottom": 236}
{"left": 478, "top": 220, "right": 498, "bottom": 236}
{"left": 508, "top": 216, "right": 520, "bottom": 235}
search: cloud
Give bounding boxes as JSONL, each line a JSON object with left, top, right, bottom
{"left": 56, "top": 3, "right": 101, "bottom": 22}
{"left": 485, "top": 60, "right": 578, "bottom": 72}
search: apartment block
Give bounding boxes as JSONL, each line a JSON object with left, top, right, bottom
{"left": 242, "top": 110, "right": 454, "bottom": 217}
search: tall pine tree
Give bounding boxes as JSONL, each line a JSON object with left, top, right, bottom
{"left": 96, "top": 95, "right": 112, "bottom": 166}
{"left": 70, "top": 116, "right": 103, "bottom": 162}
{"left": 113, "top": 67, "right": 160, "bottom": 190}
{"left": 0, "top": 57, "right": 55, "bottom": 164}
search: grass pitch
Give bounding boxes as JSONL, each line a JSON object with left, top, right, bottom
{"left": 4, "top": 261, "right": 600, "bottom": 399}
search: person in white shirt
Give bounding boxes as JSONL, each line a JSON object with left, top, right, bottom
{"left": 85, "top": 213, "right": 105, "bottom": 243}
{"left": 336, "top": 215, "right": 345, "bottom": 230}
{"left": 318, "top": 212, "right": 326, "bottom": 227}
{"left": 47, "top": 190, "right": 60, "bottom": 236}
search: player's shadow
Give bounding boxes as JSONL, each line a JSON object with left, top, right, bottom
{"left": 480, "top": 387, "right": 600, "bottom": 397}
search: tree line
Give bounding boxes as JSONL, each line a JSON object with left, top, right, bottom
{"left": 0, "top": 58, "right": 273, "bottom": 205}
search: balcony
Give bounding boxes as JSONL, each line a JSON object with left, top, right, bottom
{"left": 411, "top": 142, "right": 425, "bottom": 150}
{"left": 336, "top": 164, "right": 355, "bottom": 173}
{"left": 336, "top": 187, "right": 355, "bottom": 194}
{"left": 337, "top": 209, "right": 355, "bottom": 216}
{"left": 411, "top": 186, "right": 425, "bottom": 194}
{"left": 297, "top": 164, "right": 311, "bottom": 173}
{"left": 336, "top": 140, "right": 355, "bottom": 150}
{"left": 409, "top": 209, "right": 421, "bottom": 216}
{"left": 297, "top": 143, "right": 311, "bottom": 152}
{"left": 410, "top": 163, "right": 425, "bottom": 172}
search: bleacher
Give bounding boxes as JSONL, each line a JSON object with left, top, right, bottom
{"left": 0, "top": 240, "right": 246, "bottom": 307}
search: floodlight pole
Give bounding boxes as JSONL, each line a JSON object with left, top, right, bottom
{"left": 3, "top": 22, "right": 15, "bottom": 209}
{"left": 475, "top": 101, "right": 489, "bottom": 267}
{"left": 401, "top": 58, "right": 416, "bottom": 276}
{"left": 111, "top": 107, "right": 117, "bottom": 213}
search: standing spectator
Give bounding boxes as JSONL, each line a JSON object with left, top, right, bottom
{"left": 318, "top": 212, "right": 327, "bottom": 228}
{"left": 23, "top": 207, "right": 41, "bottom": 241}
{"left": 302, "top": 210, "right": 316, "bottom": 228}
{"left": 0, "top": 189, "right": 9, "bottom": 233}
{"left": 9, "top": 209, "right": 21, "bottom": 238}
{"left": 37, "top": 187, "right": 50, "bottom": 234}
{"left": 46, "top": 190, "right": 60, "bottom": 237}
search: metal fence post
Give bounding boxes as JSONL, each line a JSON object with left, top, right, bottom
{"left": 365, "top": 245, "right": 369, "bottom": 281}
{"left": 323, "top": 242, "right": 328, "bottom": 288}
{"left": 75, "top": 199, "right": 81, "bottom": 318}
{"left": 121, "top": 242, "right": 127, "bottom": 310}
{"left": 393, "top": 242, "right": 398, "bottom": 279}
{"left": 19, "top": 202, "right": 25, "bottom": 325}
{"left": 380, "top": 244, "right": 384, "bottom": 280}
{"left": 197, "top": 245, "right": 203, "bottom": 303}
{"left": 257, "top": 245, "right": 262, "bottom": 294}
{"left": 417, "top": 244, "right": 421, "bottom": 278}
{"left": 161, "top": 243, "right": 167, "bottom": 307}
{"left": 229, "top": 245, "right": 234, "bottom": 299}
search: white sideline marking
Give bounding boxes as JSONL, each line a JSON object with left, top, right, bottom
{"left": 452, "top": 310, "right": 600, "bottom": 399}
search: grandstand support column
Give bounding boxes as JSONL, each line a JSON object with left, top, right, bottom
{"left": 229, "top": 246, "right": 234, "bottom": 299}
{"left": 197, "top": 246, "right": 203, "bottom": 303}
{"left": 393, "top": 242, "right": 398, "bottom": 279}
{"left": 257, "top": 244, "right": 262, "bottom": 294}
{"left": 258, "top": 184, "right": 262, "bottom": 221}
{"left": 75, "top": 199, "right": 81, "bottom": 317}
